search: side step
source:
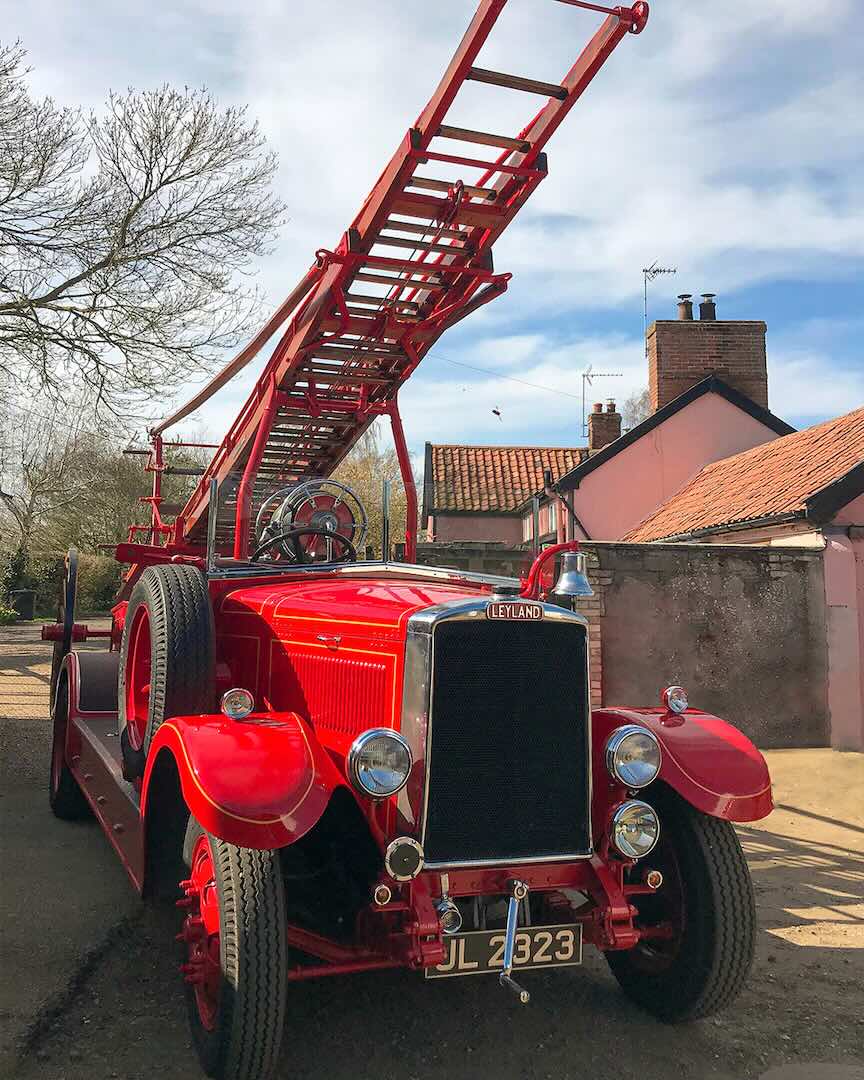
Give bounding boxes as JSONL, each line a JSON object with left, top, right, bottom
{"left": 69, "top": 715, "right": 145, "bottom": 891}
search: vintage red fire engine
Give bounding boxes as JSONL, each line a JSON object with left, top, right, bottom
{"left": 43, "top": 3, "right": 772, "bottom": 1078}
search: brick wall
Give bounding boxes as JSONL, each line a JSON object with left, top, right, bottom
{"left": 648, "top": 320, "right": 768, "bottom": 411}
{"left": 414, "top": 541, "right": 529, "bottom": 578}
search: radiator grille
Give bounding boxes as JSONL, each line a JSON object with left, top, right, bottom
{"left": 423, "top": 618, "right": 590, "bottom": 866}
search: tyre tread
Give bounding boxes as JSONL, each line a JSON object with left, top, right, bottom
{"left": 607, "top": 786, "right": 756, "bottom": 1022}
{"left": 118, "top": 564, "right": 214, "bottom": 776}
{"left": 183, "top": 818, "right": 287, "bottom": 1080}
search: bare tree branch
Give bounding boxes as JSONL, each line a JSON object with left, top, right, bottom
{"left": 0, "top": 43, "right": 285, "bottom": 417}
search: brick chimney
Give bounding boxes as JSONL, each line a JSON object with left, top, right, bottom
{"left": 648, "top": 292, "right": 767, "bottom": 412}
{"left": 588, "top": 399, "right": 621, "bottom": 450}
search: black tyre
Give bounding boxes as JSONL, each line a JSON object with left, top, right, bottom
{"left": 48, "top": 674, "right": 91, "bottom": 820}
{"left": 180, "top": 816, "right": 288, "bottom": 1080}
{"left": 117, "top": 564, "right": 214, "bottom": 779}
{"left": 606, "top": 785, "right": 756, "bottom": 1022}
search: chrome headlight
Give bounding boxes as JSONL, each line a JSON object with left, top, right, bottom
{"left": 348, "top": 729, "right": 412, "bottom": 798}
{"left": 606, "top": 725, "right": 661, "bottom": 789}
{"left": 662, "top": 685, "right": 689, "bottom": 714}
{"left": 611, "top": 800, "right": 660, "bottom": 859}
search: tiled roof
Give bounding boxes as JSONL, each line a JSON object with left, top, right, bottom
{"left": 427, "top": 444, "right": 585, "bottom": 513}
{"left": 625, "top": 405, "right": 864, "bottom": 541}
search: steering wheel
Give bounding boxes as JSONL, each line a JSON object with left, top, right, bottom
{"left": 250, "top": 527, "right": 358, "bottom": 565}
{"left": 254, "top": 479, "right": 367, "bottom": 561}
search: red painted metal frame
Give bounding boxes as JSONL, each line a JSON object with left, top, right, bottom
{"left": 135, "top": 0, "right": 650, "bottom": 562}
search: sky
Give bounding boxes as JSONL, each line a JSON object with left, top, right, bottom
{"left": 7, "top": 0, "right": 864, "bottom": 462}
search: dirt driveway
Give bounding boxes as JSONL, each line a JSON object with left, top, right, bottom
{"left": 1, "top": 623, "right": 862, "bottom": 1080}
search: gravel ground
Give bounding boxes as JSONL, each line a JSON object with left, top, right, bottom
{"left": 1, "top": 623, "right": 862, "bottom": 1080}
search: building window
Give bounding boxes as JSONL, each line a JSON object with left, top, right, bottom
{"left": 548, "top": 500, "right": 557, "bottom": 533}
{"left": 522, "top": 514, "right": 533, "bottom": 542}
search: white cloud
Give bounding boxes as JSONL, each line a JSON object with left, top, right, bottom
{"left": 7, "top": 0, "right": 863, "bottom": 448}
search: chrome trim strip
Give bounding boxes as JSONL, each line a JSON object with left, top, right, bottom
{"left": 206, "top": 559, "right": 523, "bottom": 590}
{"left": 399, "top": 596, "right": 594, "bottom": 868}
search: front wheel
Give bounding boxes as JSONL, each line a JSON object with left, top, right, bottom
{"left": 606, "top": 786, "right": 756, "bottom": 1022}
{"left": 179, "top": 817, "right": 288, "bottom": 1080}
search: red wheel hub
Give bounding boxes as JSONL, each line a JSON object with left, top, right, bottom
{"left": 125, "top": 606, "right": 152, "bottom": 752}
{"left": 178, "top": 834, "right": 221, "bottom": 1030}
{"left": 630, "top": 840, "right": 686, "bottom": 972}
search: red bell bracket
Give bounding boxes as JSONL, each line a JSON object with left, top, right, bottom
{"left": 554, "top": 1, "right": 649, "bottom": 34}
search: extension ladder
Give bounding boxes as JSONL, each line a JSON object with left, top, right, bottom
{"left": 153, "top": 0, "right": 649, "bottom": 561}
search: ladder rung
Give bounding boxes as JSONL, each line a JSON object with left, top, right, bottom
{"left": 267, "top": 432, "right": 339, "bottom": 444}
{"left": 437, "top": 124, "right": 531, "bottom": 154}
{"left": 362, "top": 252, "right": 468, "bottom": 274}
{"left": 345, "top": 292, "right": 419, "bottom": 311}
{"left": 302, "top": 369, "right": 391, "bottom": 385}
{"left": 314, "top": 345, "right": 402, "bottom": 361}
{"left": 467, "top": 66, "right": 568, "bottom": 100}
{"left": 345, "top": 305, "right": 423, "bottom": 324}
{"left": 375, "top": 234, "right": 471, "bottom": 256}
{"left": 409, "top": 176, "right": 497, "bottom": 201}
{"left": 383, "top": 219, "right": 469, "bottom": 242}
{"left": 419, "top": 149, "right": 542, "bottom": 178}
{"left": 315, "top": 339, "right": 402, "bottom": 355}
{"left": 318, "top": 334, "right": 402, "bottom": 350}
{"left": 354, "top": 270, "right": 447, "bottom": 290}
{"left": 390, "top": 192, "right": 503, "bottom": 230}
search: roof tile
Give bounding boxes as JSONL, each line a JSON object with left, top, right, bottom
{"left": 429, "top": 444, "right": 585, "bottom": 513}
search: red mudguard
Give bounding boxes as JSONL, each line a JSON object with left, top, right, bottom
{"left": 142, "top": 713, "right": 345, "bottom": 848}
{"left": 593, "top": 707, "right": 773, "bottom": 822}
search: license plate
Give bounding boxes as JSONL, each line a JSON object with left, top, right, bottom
{"left": 425, "top": 924, "right": 582, "bottom": 979}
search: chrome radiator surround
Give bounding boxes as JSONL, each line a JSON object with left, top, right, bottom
{"left": 396, "top": 597, "right": 593, "bottom": 869}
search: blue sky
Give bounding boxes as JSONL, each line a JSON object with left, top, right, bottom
{"left": 9, "top": 0, "right": 863, "bottom": 459}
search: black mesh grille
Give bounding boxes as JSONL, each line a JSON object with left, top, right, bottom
{"left": 423, "top": 618, "right": 591, "bottom": 865}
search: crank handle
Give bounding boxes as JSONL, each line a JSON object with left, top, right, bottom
{"left": 499, "top": 973, "right": 530, "bottom": 1004}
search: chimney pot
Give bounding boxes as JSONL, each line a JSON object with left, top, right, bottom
{"left": 588, "top": 399, "right": 622, "bottom": 450}
{"left": 699, "top": 292, "right": 717, "bottom": 321}
{"left": 677, "top": 293, "right": 694, "bottom": 321}
{"left": 592, "top": 401, "right": 603, "bottom": 413}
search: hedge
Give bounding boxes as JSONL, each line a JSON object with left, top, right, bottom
{"left": 1, "top": 549, "right": 122, "bottom": 618}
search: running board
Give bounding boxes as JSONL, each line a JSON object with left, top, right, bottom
{"left": 68, "top": 716, "right": 145, "bottom": 891}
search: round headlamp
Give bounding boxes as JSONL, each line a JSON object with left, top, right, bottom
{"left": 221, "top": 688, "right": 254, "bottom": 720}
{"left": 606, "top": 725, "right": 661, "bottom": 789}
{"left": 611, "top": 800, "right": 660, "bottom": 859}
{"left": 662, "top": 685, "right": 689, "bottom": 715}
{"left": 348, "top": 729, "right": 412, "bottom": 798}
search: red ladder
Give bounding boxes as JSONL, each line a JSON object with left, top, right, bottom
{"left": 155, "top": 0, "right": 649, "bottom": 561}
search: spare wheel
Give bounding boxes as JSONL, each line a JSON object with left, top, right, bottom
{"left": 118, "top": 564, "right": 214, "bottom": 780}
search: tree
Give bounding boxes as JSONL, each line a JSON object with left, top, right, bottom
{"left": 335, "top": 425, "right": 417, "bottom": 559}
{"left": 0, "top": 400, "right": 206, "bottom": 553}
{"left": 621, "top": 387, "right": 652, "bottom": 430}
{"left": 0, "top": 42, "right": 284, "bottom": 416}
{"left": 0, "top": 406, "right": 97, "bottom": 552}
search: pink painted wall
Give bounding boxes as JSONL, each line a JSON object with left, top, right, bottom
{"left": 833, "top": 491, "right": 864, "bottom": 525}
{"left": 567, "top": 392, "right": 785, "bottom": 541}
{"left": 431, "top": 512, "right": 523, "bottom": 545}
{"left": 824, "top": 532, "right": 864, "bottom": 750}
